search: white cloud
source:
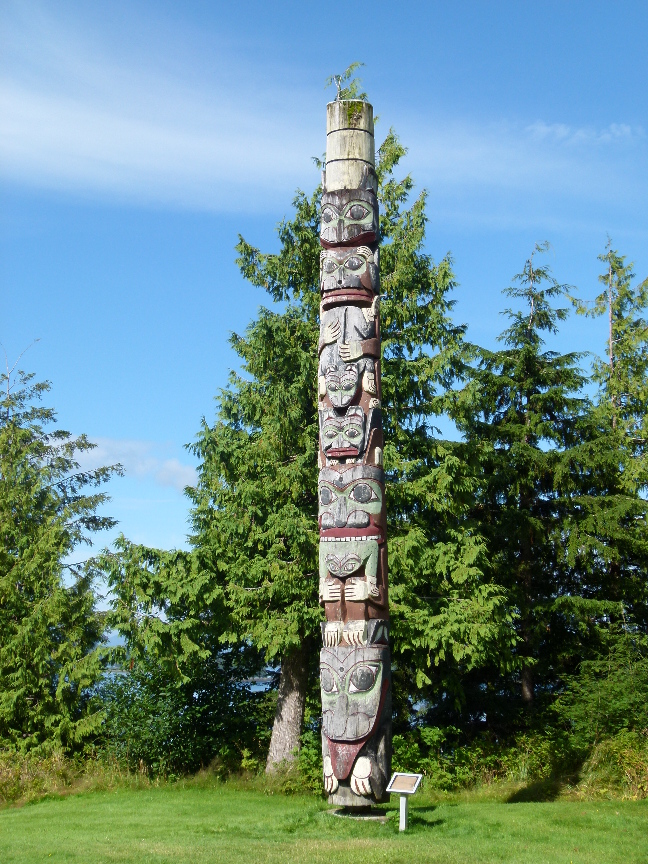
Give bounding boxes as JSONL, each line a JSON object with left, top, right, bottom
{"left": 77, "top": 437, "right": 197, "bottom": 492}
{"left": 0, "top": 2, "right": 321, "bottom": 211}
{"left": 0, "top": 0, "right": 645, "bottom": 221}
{"left": 525, "top": 121, "right": 642, "bottom": 146}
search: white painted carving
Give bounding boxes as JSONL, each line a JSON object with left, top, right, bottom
{"left": 323, "top": 755, "right": 339, "bottom": 793}
{"left": 350, "top": 756, "right": 372, "bottom": 796}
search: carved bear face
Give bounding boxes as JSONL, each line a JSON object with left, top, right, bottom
{"left": 319, "top": 465, "right": 384, "bottom": 534}
{"left": 320, "top": 645, "right": 389, "bottom": 741}
{"left": 320, "top": 189, "right": 379, "bottom": 247}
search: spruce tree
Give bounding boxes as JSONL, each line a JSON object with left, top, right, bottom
{"left": 0, "top": 368, "right": 118, "bottom": 752}
{"left": 103, "top": 124, "right": 515, "bottom": 768}
{"left": 555, "top": 245, "right": 648, "bottom": 695}
{"left": 456, "top": 244, "right": 589, "bottom": 721}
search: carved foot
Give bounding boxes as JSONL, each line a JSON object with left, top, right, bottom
{"left": 344, "top": 620, "right": 367, "bottom": 646}
{"left": 350, "top": 756, "right": 372, "bottom": 797}
{"left": 323, "top": 755, "right": 338, "bottom": 793}
{"left": 323, "top": 622, "right": 343, "bottom": 647}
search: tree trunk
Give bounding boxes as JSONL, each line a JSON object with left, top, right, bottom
{"left": 521, "top": 664, "right": 534, "bottom": 704}
{"left": 265, "top": 643, "right": 309, "bottom": 772}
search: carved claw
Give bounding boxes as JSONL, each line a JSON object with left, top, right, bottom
{"left": 323, "top": 755, "right": 339, "bottom": 794}
{"left": 323, "top": 622, "right": 343, "bottom": 647}
{"left": 344, "top": 621, "right": 367, "bottom": 646}
{"left": 350, "top": 756, "right": 372, "bottom": 797}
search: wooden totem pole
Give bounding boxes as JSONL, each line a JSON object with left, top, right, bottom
{"left": 318, "top": 98, "right": 392, "bottom": 807}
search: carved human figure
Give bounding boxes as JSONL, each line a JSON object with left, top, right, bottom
{"left": 319, "top": 533, "right": 388, "bottom": 632}
{"left": 319, "top": 537, "right": 380, "bottom": 605}
{"left": 320, "top": 642, "right": 392, "bottom": 803}
{"left": 319, "top": 359, "right": 378, "bottom": 410}
{"left": 319, "top": 299, "right": 380, "bottom": 369}
{"left": 320, "top": 247, "right": 379, "bottom": 308}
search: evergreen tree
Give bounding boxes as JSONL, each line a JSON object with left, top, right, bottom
{"left": 186, "top": 128, "right": 515, "bottom": 765}
{"left": 102, "top": 124, "right": 515, "bottom": 770}
{"left": 551, "top": 245, "right": 648, "bottom": 735}
{"left": 0, "top": 367, "right": 118, "bottom": 752}
{"left": 455, "top": 244, "right": 589, "bottom": 723}
{"left": 575, "top": 242, "right": 648, "bottom": 490}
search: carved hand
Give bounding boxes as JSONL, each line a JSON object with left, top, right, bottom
{"left": 320, "top": 579, "right": 342, "bottom": 602}
{"left": 322, "top": 319, "right": 342, "bottom": 345}
{"left": 339, "top": 340, "right": 362, "bottom": 362}
{"left": 362, "top": 370, "right": 377, "bottom": 395}
{"left": 344, "top": 578, "right": 370, "bottom": 601}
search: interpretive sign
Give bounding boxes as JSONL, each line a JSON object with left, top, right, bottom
{"left": 387, "top": 772, "right": 423, "bottom": 831}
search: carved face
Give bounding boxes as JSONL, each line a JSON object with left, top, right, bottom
{"left": 320, "top": 189, "right": 379, "bottom": 247}
{"left": 319, "top": 466, "right": 384, "bottom": 535}
{"left": 319, "top": 407, "right": 366, "bottom": 459}
{"left": 324, "top": 363, "right": 360, "bottom": 408}
{"left": 320, "top": 645, "right": 389, "bottom": 741}
{"left": 320, "top": 247, "right": 379, "bottom": 301}
{"left": 319, "top": 536, "right": 379, "bottom": 581}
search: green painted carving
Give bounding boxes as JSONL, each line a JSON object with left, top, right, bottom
{"left": 319, "top": 536, "right": 379, "bottom": 604}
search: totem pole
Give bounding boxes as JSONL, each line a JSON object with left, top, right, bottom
{"left": 318, "top": 98, "right": 392, "bottom": 807}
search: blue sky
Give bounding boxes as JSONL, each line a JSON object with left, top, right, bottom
{"left": 2, "top": 0, "right": 647, "bottom": 553}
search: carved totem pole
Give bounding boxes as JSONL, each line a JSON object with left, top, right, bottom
{"left": 318, "top": 98, "right": 392, "bottom": 807}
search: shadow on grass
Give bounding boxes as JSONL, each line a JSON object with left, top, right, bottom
{"left": 505, "top": 778, "right": 566, "bottom": 803}
{"left": 408, "top": 805, "right": 445, "bottom": 829}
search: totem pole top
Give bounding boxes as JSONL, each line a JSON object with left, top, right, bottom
{"left": 325, "top": 100, "right": 375, "bottom": 192}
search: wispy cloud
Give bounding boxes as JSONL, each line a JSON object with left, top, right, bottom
{"left": 77, "top": 437, "right": 197, "bottom": 492}
{"left": 525, "top": 121, "right": 643, "bottom": 146}
{"left": 0, "top": 2, "right": 321, "bottom": 211}
{"left": 1, "top": 1, "right": 645, "bottom": 222}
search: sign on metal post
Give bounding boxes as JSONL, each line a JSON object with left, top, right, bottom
{"left": 386, "top": 772, "right": 423, "bottom": 831}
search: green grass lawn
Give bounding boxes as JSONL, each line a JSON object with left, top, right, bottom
{"left": 1, "top": 784, "right": 646, "bottom": 864}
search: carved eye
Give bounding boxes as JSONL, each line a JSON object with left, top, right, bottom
{"left": 321, "top": 668, "right": 338, "bottom": 693}
{"left": 345, "top": 426, "right": 361, "bottom": 440}
{"left": 344, "top": 560, "right": 357, "bottom": 573}
{"left": 348, "top": 204, "right": 369, "bottom": 220}
{"left": 323, "top": 258, "right": 338, "bottom": 274}
{"left": 324, "top": 427, "right": 338, "bottom": 440}
{"left": 349, "top": 665, "right": 377, "bottom": 693}
{"left": 320, "top": 487, "right": 335, "bottom": 505}
{"left": 345, "top": 256, "right": 364, "bottom": 271}
{"left": 349, "top": 483, "right": 375, "bottom": 504}
{"left": 322, "top": 207, "right": 335, "bottom": 223}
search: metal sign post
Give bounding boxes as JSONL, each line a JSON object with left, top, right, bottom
{"left": 386, "top": 772, "right": 423, "bottom": 832}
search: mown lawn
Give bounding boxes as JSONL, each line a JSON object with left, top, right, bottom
{"left": 0, "top": 785, "right": 646, "bottom": 864}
